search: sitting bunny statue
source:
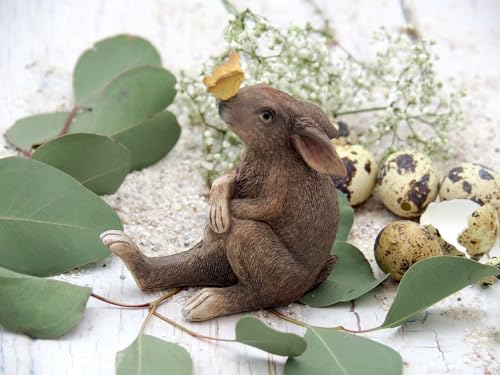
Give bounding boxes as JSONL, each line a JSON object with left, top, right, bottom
{"left": 101, "top": 84, "right": 346, "bottom": 321}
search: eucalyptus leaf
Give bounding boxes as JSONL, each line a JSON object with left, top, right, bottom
{"left": 0, "top": 157, "right": 122, "bottom": 276}
{"left": 0, "top": 266, "right": 91, "bottom": 339}
{"left": 116, "top": 334, "right": 192, "bottom": 375}
{"left": 285, "top": 327, "right": 402, "bottom": 375}
{"left": 235, "top": 316, "right": 306, "bottom": 357}
{"left": 5, "top": 67, "right": 176, "bottom": 153}
{"left": 5, "top": 112, "right": 74, "bottom": 151}
{"left": 381, "top": 256, "right": 500, "bottom": 328}
{"left": 73, "top": 34, "right": 161, "bottom": 103}
{"left": 336, "top": 190, "right": 354, "bottom": 242}
{"left": 113, "top": 111, "right": 180, "bottom": 170}
{"left": 301, "top": 242, "right": 388, "bottom": 307}
{"left": 74, "top": 66, "right": 176, "bottom": 134}
{"left": 32, "top": 133, "right": 131, "bottom": 194}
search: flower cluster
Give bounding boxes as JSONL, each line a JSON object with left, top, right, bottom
{"left": 176, "top": 9, "right": 463, "bottom": 185}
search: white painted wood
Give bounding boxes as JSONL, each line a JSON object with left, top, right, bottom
{"left": 1, "top": 1, "right": 499, "bottom": 374}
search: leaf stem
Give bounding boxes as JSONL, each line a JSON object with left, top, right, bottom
{"left": 91, "top": 293, "right": 150, "bottom": 308}
{"left": 271, "top": 309, "right": 380, "bottom": 333}
{"left": 91, "top": 288, "right": 181, "bottom": 309}
{"left": 270, "top": 310, "right": 310, "bottom": 328}
{"left": 16, "top": 146, "right": 32, "bottom": 158}
{"left": 140, "top": 288, "right": 182, "bottom": 334}
{"left": 140, "top": 304, "right": 157, "bottom": 334}
{"left": 58, "top": 106, "right": 80, "bottom": 136}
{"left": 153, "top": 311, "right": 236, "bottom": 342}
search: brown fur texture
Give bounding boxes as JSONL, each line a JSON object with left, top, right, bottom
{"left": 101, "top": 84, "right": 346, "bottom": 321}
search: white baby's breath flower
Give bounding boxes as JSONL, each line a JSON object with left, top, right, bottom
{"left": 176, "top": 9, "right": 463, "bottom": 185}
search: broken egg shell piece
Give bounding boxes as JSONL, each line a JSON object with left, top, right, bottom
{"left": 480, "top": 257, "right": 500, "bottom": 286}
{"left": 331, "top": 121, "right": 359, "bottom": 146}
{"left": 420, "top": 199, "right": 499, "bottom": 259}
{"left": 420, "top": 199, "right": 480, "bottom": 254}
{"left": 458, "top": 203, "right": 499, "bottom": 260}
{"left": 423, "top": 224, "right": 466, "bottom": 257}
{"left": 202, "top": 51, "right": 244, "bottom": 100}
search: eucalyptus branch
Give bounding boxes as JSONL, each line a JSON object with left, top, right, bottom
{"left": 139, "top": 304, "right": 157, "bottom": 333}
{"left": 59, "top": 106, "right": 80, "bottom": 136}
{"left": 270, "top": 309, "right": 378, "bottom": 333}
{"left": 91, "top": 293, "right": 150, "bottom": 308}
{"left": 139, "top": 288, "right": 182, "bottom": 333}
{"left": 91, "top": 288, "right": 181, "bottom": 309}
{"left": 153, "top": 311, "right": 235, "bottom": 342}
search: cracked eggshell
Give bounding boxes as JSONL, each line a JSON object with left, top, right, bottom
{"left": 374, "top": 220, "right": 443, "bottom": 281}
{"left": 439, "top": 163, "right": 500, "bottom": 216}
{"left": 480, "top": 257, "right": 500, "bottom": 286}
{"left": 331, "top": 143, "right": 378, "bottom": 206}
{"left": 458, "top": 203, "right": 499, "bottom": 260}
{"left": 420, "top": 200, "right": 499, "bottom": 260}
{"left": 376, "top": 150, "right": 439, "bottom": 218}
{"left": 331, "top": 121, "right": 358, "bottom": 146}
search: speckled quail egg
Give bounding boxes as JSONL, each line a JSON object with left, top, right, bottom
{"left": 332, "top": 121, "right": 359, "bottom": 146}
{"left": 439, "top": 163, "right": 500, "bottom": 216}
{"left": 480, "top": 257, "right": 500, "bottom": 286}
{"left": 376, "top": 150, "right": 440, "bottom": 218}
{"left": 420, "top": 199, "right": 499, "bottom": 260}
{"left": 331, "top": 144, "right": 379, "bottom": 206}
{"left": 374, "top": 221, "right": 443, "bottom": 281}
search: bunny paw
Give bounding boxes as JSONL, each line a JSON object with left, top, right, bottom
{"left": 100, "top": 230, "right": 140, "bottom": 257}
{"left": 182, "top": 288, "right": 230, "bottom": 321}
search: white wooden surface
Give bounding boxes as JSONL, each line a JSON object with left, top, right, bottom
{"left": 1, "top": 1, "right": 500, "bottom": 374}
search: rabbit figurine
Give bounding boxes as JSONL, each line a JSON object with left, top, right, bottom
{"left": 101, "top": 84, "right": 346, "bottom": 321}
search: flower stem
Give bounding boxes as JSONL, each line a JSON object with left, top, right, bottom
{"left": 221, "top": 0, "right": 239, "bottom": 15}
{"left": 335, "top": 106, "right": 388, "bottom": 116}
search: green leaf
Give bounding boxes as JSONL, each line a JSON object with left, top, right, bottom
{"left": 116, "top": 334, "right": 192, "bottom": 375}
{"left": 0, "top": 157, "right": 122, "bottom": 276}
{"left": 300, "top": 242, "right": 388, "bottom": 307}
{"left": 381, "top": 256, "right": 500, "bottom": 328}
{"left": 5, "top": 67, "right": 176, "bottom": 153}
{"left": 235, "top": 316, "right": 306, "bottom": 357}
{"left": 73, "top": 66, "right": 176, "bottom": 135}
{"left": 73, "top": 34, "right": 161, "bottom": 103}
{"left": 285, "top": 327, "right": 402, "bottom": 375}
{"left": 0, "top": 266, "right": 91, "bottom": 339}
{"left": 5, "top": 112, "right": 72, "bottom": 151}
{"left": 113, "top": 111, "right": 180, "bottom": 170}
{"left": 32, "top": 133, "right": 131, "bottom": 194}
{"left": 336, "top": 190, "right": 354, "bottom": 242}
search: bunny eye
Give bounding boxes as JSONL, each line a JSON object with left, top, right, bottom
{"left": 259, "top": 110, "right": 274, "bottom": 124}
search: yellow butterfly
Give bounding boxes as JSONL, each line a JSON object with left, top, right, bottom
{"left": 203, "top": 51, "right": 244, "bottom": 100}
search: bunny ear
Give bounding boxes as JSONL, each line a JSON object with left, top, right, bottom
{"left": 291, "top": 117, "right": 346, "bottom": 176}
